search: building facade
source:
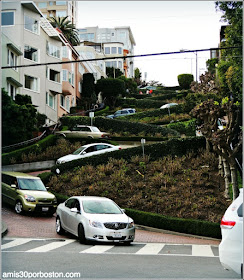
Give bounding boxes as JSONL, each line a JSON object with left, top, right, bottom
{"left": 35, "top": 1, "right": 77, "bottom": 25}
{"left": 77, "top": 26, "right": 136, "bottom": 78}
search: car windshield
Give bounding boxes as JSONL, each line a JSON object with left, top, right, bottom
{"left": 17, "top": 178, "right": 47, "bottom": 191}
{"left": 73, "top": 146, "right": 86, "bottom": 155}
{"left": 82, "top": 200, "right": 122, "bottom": 214}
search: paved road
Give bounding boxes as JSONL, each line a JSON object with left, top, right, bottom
{"left": 2, "top": 205, "right": 220, "bottom": 245}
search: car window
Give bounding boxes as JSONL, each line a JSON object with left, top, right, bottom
{"left": 96, "top": 145, "right": 109, "bottom": 151}
{"left": 237, "top": 203, "right": 243, "bottom": 217}
{"left": 17, "top": 178, "right": 46, "bottom": 191}
{"left": 2, "top": 174, "right": 16, "bottom": 186}
{"left": 72, "top": 126, "right": 80, "bottom": 131}
{"left": 115, "top": 111, "right": 121, "bottom": 115}
{"left": 121, "top": 110, "right": 127, "bottom": 114}
{"left": 73, "top": 146, "right": 86, "bottom": 155}
{"left": 65, "top": 199, "right": 75, "bottom": 209}
{"left": 74, "top": 199, "right": 81, "bottom": 211}
{"left": 128, "top": 110, "right": 134, "bottom": 113}
{"left": 85, "top": 146, "right": 96, "bottom": 153}
{"left": 91, "top": 127, "right": 100, "bottom": 132}
{"left": 79, "top": 127, "right": 91, "bottom": 132}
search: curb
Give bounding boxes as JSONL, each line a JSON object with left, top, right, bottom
{"left": 135, "top": 224, "right": 221, "bottom": 242}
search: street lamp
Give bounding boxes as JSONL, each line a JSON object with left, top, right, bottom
{"left": 180, "top": 49, "right": 198, "bottom": 82}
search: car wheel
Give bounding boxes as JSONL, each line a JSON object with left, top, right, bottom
{"left": 56, "top": 216, "right": 64, "bottom": 235}
{"left": 124, "top": 241, "right": 132, "bottom": 246}
{"left": 78, "top": 224, "right": 87, "bottom": 244}
{"left": 15, "top": 201, "right": 23, "bottom": 214}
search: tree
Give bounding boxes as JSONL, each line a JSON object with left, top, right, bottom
{"left": 215, "top": 1, "right": 243, "bottom": 101}
{"left": 48, "top": 16, "right": 80, "bottom": 46}
{"left": 177, "top": 74, "right": 194, "bottom": 89}
{"left": 190, "top": 98, "right": 242, "bottom": 199}
{"left": 95, "top": 78, "right": 126, "bottom": 108}
{"left": 106, "top": 67, "right": 123, "bottom": 78}
{"left": 81, "top": 73, "right": 96, "bottom": 110}
{"left": 2, "top": 89, "right": 45, "bottom": 146}
{"left": 134, "top": 67, "right": 142, "bottom": 86}
{"left": 118, "top": 76, "right": 137, "bottom": 95}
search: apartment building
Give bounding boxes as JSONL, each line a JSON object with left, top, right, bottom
{"left": 35, "top": 1, "right": 77, "bottom": 25}
{"left": 1, "top": 1, "right": 63, "bottom": 125}
{"left": 77, "top": 26, "right": 136, "bottom": 78}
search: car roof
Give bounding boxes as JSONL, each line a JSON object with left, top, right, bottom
{"left": 1, "top": 171, "right": 40, "bottom": 179}
{"left": 82, "top": 143, "right": 112, "bottom": 148}
{"left": 75, "top": 125, "right": 97, "bottom": 128}
{"left": 69, "top": 196, "right": 112, "bottom": 202}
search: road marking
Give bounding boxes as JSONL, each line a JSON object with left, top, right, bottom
{"left": 192, "top": 245, "right": 214, "bottom": 257}
{"left": 26, "top": 239, "right": 75, "bottom": 252}
{"left": 80, "top": 245, "right": 114, "bottom": 254}
{"left": 1, "top": 238, "right": 32, "bottom": 249}
{"left": 135, "top": 243, "right": 165, "bottom": 255}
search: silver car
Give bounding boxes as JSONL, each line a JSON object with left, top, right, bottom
{"left": 56, "top": 196, "right": 135, "bottom": 244}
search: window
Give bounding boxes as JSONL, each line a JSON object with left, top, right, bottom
{"left": 79, "top": 33, "right": 94, "bottom": 41}
{"left": 112, "top": 61, "right": 117, "bottom": 68}
{"left": 56, "top": 10, "right": 67, "bottom": 17}
{"left": 105, "top": 47, "right": 110, "bottom": 54}
{"left": 60, "top": 95, "right": 65, "bottom": 107}
{"left": 72, "top": 96, "right": 75, "bottom": 107}
{"left": 24, "top": 15, "right": 39, "bottom": 34}
{"left": 24, "top": 75, "right": 38, "bottom": 92}
{"left": 66, "top": 96, "right": 70, "bottom": 112}
{"left": 24, "top": 45, "right": 38, "bottom": 62}
{"left": 118, "top": 31, "right": 126, "bottom": 39}
{"left": 105, "top": 61, "right": 112, "bottom": 68}
{"left": 62, "top": 46, "right": 71, "bottom": 59}
{"left": 7, "top": 83, "right": 17, "bottom": 100}
{"left": 46, "top": 42, "right": 60, "bottom": 59}
{"left": 56, "top": 1, "right": 66, "bottom": 5}
{"left": 111, "top": 47, "right": 117, "bottom": 54}
{"left": 7, "top": 49, "right": 18, "bottom": 70}
{"left": 62, "top": 69, "right": 68, "bottom": 81}
{"left": 118, "top": 47, "right": 122, "bottom": 54}
{"left": 118, "top": 61, "right": 122, "bottom": 69}
{"left": 1, "top": 11, "right": 14, "bottom": 26}
{"left": 49, "top": 69, "right": 60, "bottom": 83}
{"left": 38, "top": 2, "right": 47, "bottom": 8}
{"left": 46, "top": 92, "right": 56, "bottom": 109}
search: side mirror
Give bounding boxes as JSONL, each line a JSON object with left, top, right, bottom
{"left": 70, "top": 207, "right": 79, "bottom": 213}
{"left": 10, "top": 184, "right": 16, "bottom": 188}
{"left": 82, "top": 151, "right": 87, "bottom": 155}
{"left": 121, "top": 208, "right": 125, "bottom": 213}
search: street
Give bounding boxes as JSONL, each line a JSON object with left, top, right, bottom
{"left": 1, "top": 205, "right": 240, "bottom": 279}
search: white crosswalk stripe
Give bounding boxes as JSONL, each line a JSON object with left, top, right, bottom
{"left": 192, "top": 245, "right": 215, "bottom": 257}
{"left": 136, "top": 243, "right": 165, "bottom": 255}
{"left": 1, "top": 238, "right": 32, "bottom": 249}
{"left": 26, "top": 239, "right": 75, "bottom": 252}
{"left": 80, "top": 245, "right": 114, "bottom": 254}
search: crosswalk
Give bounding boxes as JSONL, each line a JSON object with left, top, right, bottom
{"left": 1, "top": 238, "right": 219, "bottom": 257}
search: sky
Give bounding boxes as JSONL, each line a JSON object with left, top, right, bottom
{"left": 77, "top": 1, "right": 225, "bottom": 86}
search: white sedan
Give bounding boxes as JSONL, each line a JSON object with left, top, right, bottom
{"left": 219, "top": 188, "right": 243, "bottom": 277}
{"left": 56, "top": 143, "right": 121, "bottom": 164}
{"left": 56, "top": 196, "right": 135, "bottom": 244}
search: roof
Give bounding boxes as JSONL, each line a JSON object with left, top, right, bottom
{"left": 2, "top": 171, "right": 40, "bottom": 179}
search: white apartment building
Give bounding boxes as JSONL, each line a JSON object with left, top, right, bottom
{"left": 77, "top": 26, "right": 136, "bottom": 78}
{"left": 35, "top": 1, "right": 77, "bottom": 25}
{"left": 1, "top": 1, "right": 63, "bottom": 125}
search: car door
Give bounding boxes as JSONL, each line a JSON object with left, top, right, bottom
{"left": 2, "top": 174, "right": 18, "bottom": 206}
{"left": 95, "top": 144, "right": 111, "bottom": 155}
{"left": 66, "top": 199, "right": 81, "bottom": 235}
{"left": 61, "top": 198, "right": 75, "bottom": 231}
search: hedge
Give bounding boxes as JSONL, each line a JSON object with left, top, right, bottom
{"left": 167, "top": 119, "right": 197, "bottom": 136}
{"left": 125, "top": 208, "right": 221, "bottom": 239}
{"left": 59, "top": 116, "right": 180, "bottom": 137}
{"left": 2, "top": 134, "right": 57, "bottom": 166}
{"left": 51, "top": 137, "right": 206, "bottom": 174}
{"left": 38, "top": 188, "right": 220, "bottom": 238}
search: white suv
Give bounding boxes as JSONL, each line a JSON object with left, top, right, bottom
{"left": 219, "top": 188, "right": 243, "bottom": 277}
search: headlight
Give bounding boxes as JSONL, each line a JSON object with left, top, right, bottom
{"left": 89, "top": 220, "right": 103, "bottom": 228}
{"left": 128, "top": 221, "right": 134, "bottom": 228}
{"left": 24, "top": 194, "right": 36, "bottom": 202}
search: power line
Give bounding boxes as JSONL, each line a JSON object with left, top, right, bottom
{"left": 1, "top": 46, "right": 241, "bottom": 69}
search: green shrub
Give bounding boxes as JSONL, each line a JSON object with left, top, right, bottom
{"left": 2, "top": 135, "right": 57, "bottom": 165}
{"left": 125, "top": 208, "right": 221, "bottom": 238}
{"left": 178, "top": 74, "right": 194, "bottom": 90}
{"left": 167, "top": 119, "right": 197, "bottom": 136}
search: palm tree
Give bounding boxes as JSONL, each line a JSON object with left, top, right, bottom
{"left": 48, "top": 16, "right": 80, "bottom": 46}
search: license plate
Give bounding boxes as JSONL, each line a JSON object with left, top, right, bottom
{"left": 111, "top": 232, "right": 122, "bottom": 238}
{"left": 42, "top": 207, "right": 49, "bottom": 212}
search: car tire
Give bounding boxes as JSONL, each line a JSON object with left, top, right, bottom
{"left": 78, "top": 224, "right": 87, "bottom": 244}
{"left": 15, "top": 200, "right": 24, "bottom": 215}
{"left": 56, "top": 216, "right": 64, "bottom": 235}
{"left": 124, "top": 241, "right": 132, "bottom": 246}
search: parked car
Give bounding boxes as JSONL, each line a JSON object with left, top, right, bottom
{"left": 56, "top": 143, "right": 121, "bottom": 164}
{"left": 107, "top": 108, "right": 136, "bottom": 119}
{"left": 1, "top": 171, "right": 57, "bottom": 215}
{"left": 219, "top": 188, "right": 243, "bottom": 277}
{"left": 160, "top": 103, "right": 178, "bottom": 109}
{"left": 55, "top": 125, "right": 109, "bottom": 139}
{"left": 56, "top": 196, "right": 135, "bottom": 244}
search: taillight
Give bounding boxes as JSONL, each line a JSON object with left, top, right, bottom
{"left": 220, "top": 216, "right": 236, "bottom": 229}
{"left": 118, "top": 147, "right": 122, "bottom": 150}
